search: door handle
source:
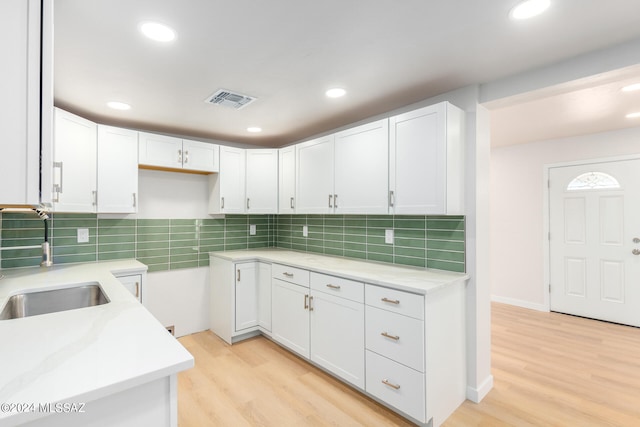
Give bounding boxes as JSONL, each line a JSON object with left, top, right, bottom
{"left": 290, "top": 197, "right": 294, "bottom": 209}
{"left": 633, "top": 237, "right": 640, "bottom": 243}
{"left": 135, "top": 282, "right": 140, "bottom": 298}
{"left": 304, "top": 294, "right": 309, "bottom": 310}
{"left": 309, "top": 295, "right": 314, "bottom": 311}
{"left": 247, "top": 198, "right": 250, "bottom": 210}
{"left": 334, "top": 194, "right": 338, "bottom": 208}
{"left": 236, "top": 269, "right": 241, "bottom": 281}
{"left": 328, "top": 194, "right": 333, "bottom": 208}
{"left": 389, "top": 190, "right": 395, "bottom": 207}
{"left": 633, "top": 249, "right": 640, "bottom": 256}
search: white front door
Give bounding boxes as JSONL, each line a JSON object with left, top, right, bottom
{"left": 549, "top": 159, "right": 640, "bottom": 326}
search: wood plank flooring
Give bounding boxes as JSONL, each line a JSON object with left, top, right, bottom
{"left": 178, "top": 303, "right": 640, "bottom": 426}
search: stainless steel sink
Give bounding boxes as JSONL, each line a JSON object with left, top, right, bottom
{"left": 0, "top": 282, "right": 110, "bottom": 320}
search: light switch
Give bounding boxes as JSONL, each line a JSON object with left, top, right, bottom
{"left": 249, "top": 224, "right": 256, "bottom": 236}
{"left": 385, "top": 229, "right": 394, "bottom": 244}
{"left": 303, "top": 225, "right": 308, "bottom": 237}
{"left": 77, "top": 228, "right": 89, "bottom": 243}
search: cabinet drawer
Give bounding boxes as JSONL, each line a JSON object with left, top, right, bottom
{"left": 272, "top": 264, "right": 310, "bottom": 287}
{"left": 310, "top": 272, "right": 364, "bottom": 303}
{"left": 365, "top": 306, "right": 424, "bottom": 372}
{"left": 365, "top": 285, "right": 424, "bottom": 320}
{"left": 365, "top": 350, "right": 425, "bottom": 423}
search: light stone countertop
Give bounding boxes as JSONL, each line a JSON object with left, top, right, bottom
{"left": 0, "top": 260, "right": 194, "bottom": 426}
{"left": 210, "top": 248, "right": 469, "bottom": 294}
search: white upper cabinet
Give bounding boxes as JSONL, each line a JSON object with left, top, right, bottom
{"left": 0, "top": 0, "right": 51, "bottom": 206}
{"left": 52, "top": 108, "right": 98, "bottom": 212}
{"left": 389, "top": 102, "right": 464, "bottom": 215}
{"left": 294, "top": 119, "right": 389, "bottom": 215}
{"left": 139, "top": 132, "right": 219, "bottom": 173}
{"left": 334, "top": 119, "right": 389, "bottom": 214}
{"left": 278, "top": 146, "right": 296, "bottom": 213}
{"left": 210, "top": 146, "right": 246, "bottom": 214}
{"left": 295, "top": 135, "right": 335, "bottom": 214}
{"left": 246, "top": 149, "right": 278, "bottom": 214}
{"left": 97, "top": 125, "right": 138, "bottom": 213}
{"left": 138, "top": 132, "right": 181, "bottom": 169}
{"left": 182, "top": 139, "right": 219, "bottom": 173}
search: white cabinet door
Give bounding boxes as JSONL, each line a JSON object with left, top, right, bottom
{"left": 53, "top": 108, "right": 97, "bottom": 212}
{"left": 218, "top": 146, "right": 246, "bottom": 213}
{"left": 389, "top": 102, "right": 464, "bottom": 215}
{"left": 97, "top": 125, "right": 138, "bottom": 213}
{"left": 235, "top": 262, "right": 258, "bottom": 332}
{"left": 296, "top": 136, "right": 335, "bottom": 213}
{"left": 0, "top": 0, "right": 41, "bottom": 206}
{"left": 246, "top": 149, "right": 278, "bottom": 213}
{"left": 310, "top": 290, "right": 365, "bottom": 389}
{"left": 334, "top": 119, "right": 389, "bottom": 214}
{"left": 278, "top": 146, "right": 296, "bottom": 213}
{"left": 257, "top": 262, "right": 272, "bottom": 332}
{"left": 116, "top": 274, "right": 143, "bottom": 303}
{"left": 271, "top": 278, "right": 310, "bottom": 358}
{"left": 138, "top": 132, "right": 182, "bottom": 170}
{"left": 182, "top": 139, "right": 219, "bottom": 173}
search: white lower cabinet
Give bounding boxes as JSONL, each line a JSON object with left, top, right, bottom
{"left": 113, "top": 272, "right": 145, "bottom": 304}
{"left": 210, "top": 255, "right": 466, "bottom": 426}
{"left": 310, "top": 289, "right": 364, "bottom": 389}
{"left": 365, "top": 350, "right": 426, "bottom": 421}
{"left": 271, "top": 278, "right": 310, "bottom": 358}
{"left": 209, "top": 256, "right": 272, "bottom": 344}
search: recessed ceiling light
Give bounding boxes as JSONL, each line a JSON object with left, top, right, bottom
{"left": 626, "top": 112, "right": 640, "bottom": 119}
{"left": 622, "top": 83, "right": 640, "bottom": 92}
{"left": 107, "top": 101, "right": 131, "bottom": 110}
{"left": 509, "top": 0, "right": 550, "bottom": 20}
{"left": 139, "top": 21, "right": 176, "bottom": 42}
{"left": 247, "top": 127, "right": 262, "bottom": 133}
{"left": 326, "top": 88, "right": 346, "bottom": 98}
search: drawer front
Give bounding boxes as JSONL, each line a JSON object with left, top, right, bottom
{"left": 365, "top": 350, "right": 425, "bottom": 423}
{"left": 365, "top": 285, "right": 424, "bottom": 320}
{"left": 310, "top": 272, "right": 364, "bottom": 303}
{"left": 272, "top": 263, "right": 310, "bottom": 287}
{"left": 365, "top": 306, "right": 424, "bottom": 372}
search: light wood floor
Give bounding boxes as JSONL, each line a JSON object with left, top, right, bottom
{"left": 178, "top": 303, "right": 640, "bottom": 426}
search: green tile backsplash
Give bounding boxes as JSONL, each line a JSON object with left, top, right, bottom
{"left": 0, "top": 213, "right": 464, "bottom": 273}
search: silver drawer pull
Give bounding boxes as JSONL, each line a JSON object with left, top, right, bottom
{"left": 381, "top": 297, "right": 400, "bottom": 304}
{"left": 382, "top": 379, "right": 400, "bottom": 390}
{"left": 282, "top": 272, "right": 294, "bottom": 278}
{"left": 326, "top": 284, "right": 341, "bottom": 290}
{"left": 381, "top": 332, "right": 400, "bottom": 341}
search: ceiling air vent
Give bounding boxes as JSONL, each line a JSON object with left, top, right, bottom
{"left": 204, "top": 89, "right": 256, "bottom": 110}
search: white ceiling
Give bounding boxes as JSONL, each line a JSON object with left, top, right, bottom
{"left": 54, "top": 0, "right": 640, "bottom": 147}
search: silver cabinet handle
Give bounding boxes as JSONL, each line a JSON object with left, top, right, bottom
{"left": 334, "top": 194, "right": 338, "bottom": 208}
{"left": 135, "top": 282, "right": 140, "bottom": 298}
{"left": 236, "top": 269, "right": 241, "bottom": 281}
{"left": 221, "top": 197, "right": 225, "bottom": 209}
{"left": 381, "top": 297, "right": 400, "bottom": 304}
{"left": 328, "top": 194, "right": 333, "bottom": 208}
{"left": 247, "top": 198, "right": 250, "bottom": 210}
{"left": 633, "top": 249, "right": 640, "bottom": 256}
{"left": 381, "top": 332, "right": 400, "bottom": 341}
{"left": 178, "top": 149, "right": 182, "bottom": 164}
{"left": 309, "top": 295, "right": 314, "bottom": 311}
{"left": 53, "top": 161, "right": 63, "bottom": 193}
{"left": 282, "top": 272, "right": 294, "bottom": 278}
{"left": 389, "top": 190, "right": 395, "bottom": 207}
{"left": 132, "top": 193, "right": 137, "bottom": 208}
{"left": 382, "top": 379, "right": 400, "bottom": 390}
{"left": 304, "top": 294, "right": 309, "bottom": 309}
{"left": 290, "top": 197, "right": 294, "bottom": 209}
{"left": 326, "top": 284, "right": 341, "bottom": 290}
{"left": 92, "top": 190, "right": 97, "bottom": 206}
{"left": 184, "top": 150, "right": 189, "bottom": 164}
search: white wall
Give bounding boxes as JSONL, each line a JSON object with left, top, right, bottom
{"left": 490, "top": 126, "right": 640, "bottom": 309}
{"left": 136, "top": 169, "right": 212, "bottom": 337}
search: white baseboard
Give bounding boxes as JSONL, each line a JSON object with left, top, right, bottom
{"left": 466, "top": 375, "right": 494, "bottom": 403}
{"left": 491, "top": 295, "right": 548, "bottom": 312}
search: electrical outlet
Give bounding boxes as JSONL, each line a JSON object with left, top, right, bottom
{"left": 385, "top": 229, "right": 394, "bottom": 244}
{"left": 77, "top": 228, "right": 89, "bottom": 243}
{"left": 249, "top": 224, "right": 256, "bottom": 235}
{"left": 303, "top": 225, "right": 308, "bottom": 237}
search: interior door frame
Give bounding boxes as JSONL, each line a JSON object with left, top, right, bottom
{"left": 543, "top": 153, "right": 640, "bottom": 312}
